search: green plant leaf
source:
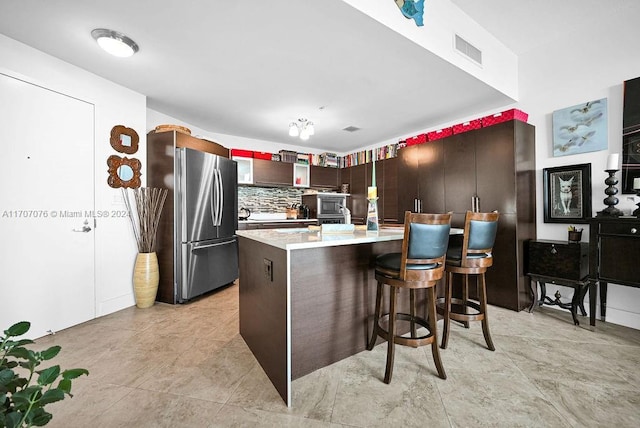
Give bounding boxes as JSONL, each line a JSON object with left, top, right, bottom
{"left": 3, "top": 361, "right": 18, "bottom": 369}
{"left": 12, "top": 386, "right": 41, "bottom": 410}
{"left": 27, "top": 408, "right": 53, "bottom": 427}
{"left": 5, "top": 411, "right": 24, "bottom": 428}
{"left": 39, "top": 388, "right": 65, "bottom": 405}
{"left": 61, "top": 368, "right": 89, "bottom": 380}
{"left": 57, "top": 378, "right": 71, "bottom": 395}
{"left": 39, "top": 346, "right": 61, "bottom": 361}
{"left": 6, "top": 347, "right": 30, "bottom": 360}
{"left": 5, "top": 321, "right": 30, "bottom": 337}
{"left": 0, "top": 369, "right": 15, "bottom": 388}
{"left": 37, "top": 365, "right": 61, "bottom": 386}
{"left": 11, "top": 338, "right": 35, "bottom": 347}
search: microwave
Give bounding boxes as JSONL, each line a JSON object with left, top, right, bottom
{"left": 302, "top": 193, "right": 348, "bottom": 218}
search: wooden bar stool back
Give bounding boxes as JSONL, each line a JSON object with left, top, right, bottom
{"left": 367, "top": 211, "right": 451, "bottom": 383}
{"left": 439, "top": 210, "right": 499, "bottom": 351}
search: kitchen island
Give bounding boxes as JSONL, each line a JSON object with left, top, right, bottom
{"left": 237, "top": 226, "right": 461, "bottom": 406}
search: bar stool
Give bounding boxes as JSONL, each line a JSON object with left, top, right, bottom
{"left": 367, "top": 211, "right": 451, "bottom": 383}
{"left": 439, "top": 211, "right": 499, "bottom": 351}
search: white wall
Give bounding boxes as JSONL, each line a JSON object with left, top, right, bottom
{"left": 0, "top": 34, "right": 147, "bottom": 318}
{"left": 342, "top": 0, "right": 518, "bottom": 100}
{"left": 517, "top": 14, "right": 640, "bottom": 329}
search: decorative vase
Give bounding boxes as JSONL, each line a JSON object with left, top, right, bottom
{"left": 133, "top": 252, "right": 159, "bottom": 308}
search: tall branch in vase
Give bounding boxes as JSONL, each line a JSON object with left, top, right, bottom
{"left": 123, "top": 187, "right": 168, "bottom": 253}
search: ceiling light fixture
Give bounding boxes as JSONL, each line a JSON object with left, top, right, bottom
{"left": 289, "top": 118, "right": 314, "bottom": 141}
{"left": 91, "top": 28, "right": 139, "bottom": 57}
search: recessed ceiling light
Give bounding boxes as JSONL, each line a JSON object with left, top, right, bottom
{"left": 91, "top": 28, "right": 139, "bottom": 58}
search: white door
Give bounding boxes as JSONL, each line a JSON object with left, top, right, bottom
{"left": 0, "top": 73, "right": 95, "bottom": 338}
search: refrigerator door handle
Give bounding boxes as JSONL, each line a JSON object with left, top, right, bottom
{"left": 216, "top": 168, "right": 224, "bottom": 226}
{"left": 192, "top": 240, "right": 234, "bottom": 250}
{"left": 212, "top": 168, "right": 220, "bottom": 226}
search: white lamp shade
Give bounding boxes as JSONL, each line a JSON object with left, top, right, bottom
{"left": 289, "top": 123, "right": 299, "bottom": 137}
{"left": 306, "top": 122, "right": 315, "bottom": 136}
{"left": 91, "top": 29, "right": 138, "bottom": 58}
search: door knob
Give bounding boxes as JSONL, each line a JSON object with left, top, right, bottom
{"left": 72, "top": 219, "right": 92, "bottom": 233}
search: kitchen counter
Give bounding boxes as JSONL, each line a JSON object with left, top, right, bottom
{"left": 238, "top": 226, "right": 462, "bottom": 406}
{"left": 236, "top": 227, "right": 406, "bottom": 250}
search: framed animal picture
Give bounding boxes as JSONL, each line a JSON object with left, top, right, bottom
{"left": 543, "top": 163, "right": 592, "bottom": 223}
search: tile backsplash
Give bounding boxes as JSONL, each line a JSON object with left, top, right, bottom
{"left": 238, "top": 186, "right": 304, "bottom": 213}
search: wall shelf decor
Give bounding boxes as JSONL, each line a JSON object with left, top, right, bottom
{"left": 107, "top": 155, "right": 141, "bottom": 188}
{"left": 110, "top": 125, "right": 139, "bottom": 154}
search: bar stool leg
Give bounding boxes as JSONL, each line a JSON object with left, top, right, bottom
{"left": 367, "top": 281, "right": 384, "bottom": 351}
{"left": 441, "top": 271, "right": 452, "bottom": 349}
{"left": 428, "top": 286, "right": 446, "bottom": 379}
{"left": 410, "top": 289, "right": 417, "bottom": 340}
{"left": 384, "top": 286, "right": 398, "bottom": 384}
{"left": 462, "top": 274, "right": 470, "bottom": 329}
{"left": 478, "top": 273, "right": 495, "bottom": 351}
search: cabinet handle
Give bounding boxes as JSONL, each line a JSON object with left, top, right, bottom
{"left": 631, "top": 228, "right": 638, "bottom": 234}
{"left": 550, "top": 244, "right": 557, "bottom": 255}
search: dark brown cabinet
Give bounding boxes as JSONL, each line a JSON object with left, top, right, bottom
{"left": 442, "top": 121, "right": 535, "bottom": 311}
{"left": 395, "top": 140, "right": 445, "bottom": 217}
{"left": 381, "top": 157, "right": 399, "bottom": 223}
{"left": 527, "top": 240, "right": 589, "bottom": 280}
{"left": 365, "top": 120, "right": 535, "bottom": 311}
{"left": 589, "top": 217, "right": 640, "bottom": 320}
{"left": 525, "top": 239, "right": 594, "bottom": 325}
{"left": 253, "top": 159, "right": 293, "bottom": 187}
{"left": 309, "top": 165, "right": 338, "bottom": 189}
{"left": 349, "top": 164, "right": 368, "bottom": 225}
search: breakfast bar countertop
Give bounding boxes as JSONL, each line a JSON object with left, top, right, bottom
{"left": 236, "top": 228, "right": 404, "bottom": 250}
{"left": 236, "top": 226, "right": 463, "bottom": 251}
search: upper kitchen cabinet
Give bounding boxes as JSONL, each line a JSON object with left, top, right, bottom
{"left": 293, "top": 163, "right": 310, "bottom": 188}
{"left": 381, "top": 157, "right": 399, "bottom": 223}
{"left": 234, "top": 156, "right": 254, "bottom": 184}
{"left": 253, "top": 158, "right": 293, "bottom": 187}
{"left": 309, "top": 165, "right": 338, "bottom": 189}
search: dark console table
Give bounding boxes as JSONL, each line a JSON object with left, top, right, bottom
{"left": 525, "top": 240, "right": 595, "bottom": 326}
{"left": 589, "top": 217, "right": 640, "bottom": 321}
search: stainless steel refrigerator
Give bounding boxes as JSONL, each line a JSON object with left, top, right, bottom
{"left": 174, "top": 147, "right": 238, "bottom": 302}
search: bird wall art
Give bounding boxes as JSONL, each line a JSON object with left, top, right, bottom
{"left": 552, "top": 98, "right": 608, "bottom": 156}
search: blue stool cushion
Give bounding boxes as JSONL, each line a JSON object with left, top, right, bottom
{"left": 375, "top": 253, "right": 438, "bottom": 271}
{"left": 445, "top": 245, "right": 489, "bottom": 266}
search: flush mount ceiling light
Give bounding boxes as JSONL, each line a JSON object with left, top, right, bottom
{"left": 91, "top": 28, "right": 139, "bottom": 57}
{"left": 288, "top": 118, "right": 314, "bottom": 141}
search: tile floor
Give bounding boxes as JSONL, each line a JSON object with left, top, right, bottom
{"left": 31, "top": 281, "right": 640, "bottom": 427}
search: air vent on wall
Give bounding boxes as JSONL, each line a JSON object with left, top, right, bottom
{"left": 343, "top": 126, "right": 361, "bottom": 132}
{"left": 455, "top": 34, "right": 482, "bottom": 65}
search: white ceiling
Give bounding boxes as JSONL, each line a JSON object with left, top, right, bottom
{"left": 0, "top": 1, "right": 632, "bottom": 153}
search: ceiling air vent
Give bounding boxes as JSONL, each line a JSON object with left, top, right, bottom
{"left": 343, "top": 126, "right": 361, "bottom": 132}
{"left": 455, "top": 34, "right": 482, "bottom": 65}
